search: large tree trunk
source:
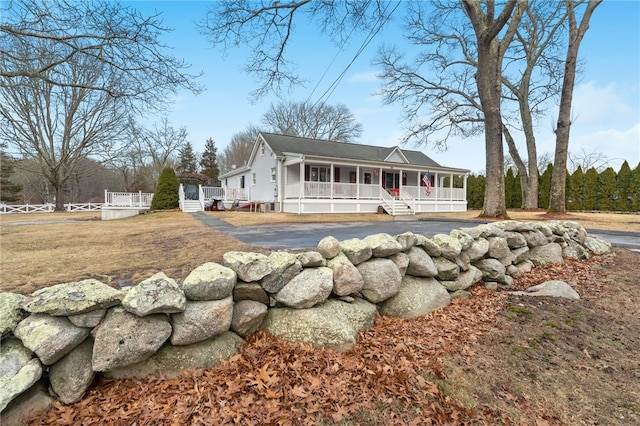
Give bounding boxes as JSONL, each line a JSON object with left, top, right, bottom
{"left": 549, "top": 0, "right": 601, "bottom": 213}
{"left": 462, "top": 0, "right": 524, "bottom": 219}
{"left": 503, "top": 125, "right": 539, "bottom": 209}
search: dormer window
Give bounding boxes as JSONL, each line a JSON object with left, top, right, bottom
{"left": 261, "top": 143, "right": 265, "bottom": 156}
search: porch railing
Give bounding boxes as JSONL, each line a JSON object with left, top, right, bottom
{"left": 283, "top": 182, "right": 465, "bottom": 201}
{"left": 104, "top": 190, "right": 153, "bottom": 207}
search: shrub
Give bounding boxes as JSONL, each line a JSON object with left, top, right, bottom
{"left": 151, "top": 167, "right": 179, "bottom": 210}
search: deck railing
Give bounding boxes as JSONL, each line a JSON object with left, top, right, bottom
{"left": 104, "top": 190, "right": 153, "bottom": 207}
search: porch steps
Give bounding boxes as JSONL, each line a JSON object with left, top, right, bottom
{"left": 381, "top": 200, "right": 414, "bottom": 216}
{"left": 181, "top": 200, "right": 202, "bottom": 213}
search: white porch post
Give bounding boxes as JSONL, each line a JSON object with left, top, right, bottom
{"left": 356, "top": 166, "right": 360, "bottom": 199}
{"left": 330, "top": 162, "right": 334, "bottom": 198}
{"left": 450, "top": 173, "right": 454, "bottom": 201}
{"left": 299, "top": 161, "right": 305, "bottom": 199}
{"left": 463, "top": 174, "right": 468, "bottom": 202}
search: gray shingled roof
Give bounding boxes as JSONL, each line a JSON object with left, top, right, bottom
{"left": 260, "top": 133, "right": 442, "bottom": 168}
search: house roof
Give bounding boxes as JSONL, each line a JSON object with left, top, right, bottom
{"left": 260, "top": 133, "right": 443, "bottom": 168}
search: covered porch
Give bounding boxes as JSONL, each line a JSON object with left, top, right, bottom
{"left": 281, "top": 161, "right": 467, "bottom": 215}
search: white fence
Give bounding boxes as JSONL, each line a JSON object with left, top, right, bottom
{"left": 0, "top": 203, "right": 104, "bottom": 214}
{"left": 0, "top": 190, "right": 153, "bottom": 215}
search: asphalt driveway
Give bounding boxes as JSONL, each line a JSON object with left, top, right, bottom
{"left": 191, "top": 212, "right": 640, "bottom": 251}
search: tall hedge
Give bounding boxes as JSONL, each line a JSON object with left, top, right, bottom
{"left": 151, "top": 167, "right": 179, "bottom": 210}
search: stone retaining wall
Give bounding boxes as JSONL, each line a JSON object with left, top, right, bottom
{"left": 0, "top": 220, "right": 612, "bottom": 414}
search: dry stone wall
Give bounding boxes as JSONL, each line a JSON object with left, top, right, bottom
{"left": 0, "top": 220, "right": 612, "bottom": 413}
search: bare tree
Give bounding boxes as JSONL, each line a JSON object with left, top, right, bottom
{"left": 1, "top": 0, "right": 201, "bottom": 210}
{"left": 198, "top": 0, "right": 394, "bottom": 100}
{"left": 263, "top": 101, "right": 362, "bottom": 142}
{"left": 568, "top": 147, "right": 613, "bottom": 173}
{"left": 1, "top": 51, "right": 129, "bottom": 210}
{"left": 548, "top": 0, "right": 602, "bottom": 213}
{"left": 127, "top": 118, "right": 188, "bottom": 189}
{"left": 218, "top": 125, "right": 261, "bottom": 175}
{"left": 1, "top": 0, "right": 201, "bottom": 108}
{"left": 461, "top": 0, "right": 525, "bottom": 218}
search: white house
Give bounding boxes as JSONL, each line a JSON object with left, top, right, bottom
{"left": 217, "top": 132, "right": 469, "bottom": 215}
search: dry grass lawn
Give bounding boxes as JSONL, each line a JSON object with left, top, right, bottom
{"left": 1, "top": 209, "right": 638, "bottom": 295}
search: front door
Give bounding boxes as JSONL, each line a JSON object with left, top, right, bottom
{"left": 384, "top": 172, "right": 400, "bottom": 190}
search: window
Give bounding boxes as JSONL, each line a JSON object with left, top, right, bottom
{"left": 252, "top": 173, "right": 256, "bottom": 185}
{"left": 271, "top": 167, "right": 276, "bottom": 182}
{"left": 260, "top": 143, "right": 265, "bottom": 156}
{"left": 310, "top": 166, "right": 330, "bottom": 182}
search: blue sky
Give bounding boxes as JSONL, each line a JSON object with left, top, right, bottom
{"left": 128, "top": 0, "right": 639, "bottom": 174}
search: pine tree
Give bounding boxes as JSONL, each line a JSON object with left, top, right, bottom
{"left": 504, "top": 168, "right": 517, "bottom": 209}
{"left": 200, "top": 138, "right": 220, "bottom": 184}
{"left": 630, "top": 162, "right": 640, "bottom": 212}
{"left": 567, "top": 166, "right": 583, "bottom": 210}
{"left": 616, "top": 161, "right": 633, "bottom": 212}
{"left": 581, "top": 167, "right": 598, "bottom": 211}
{"left": 596, "top": 167, "right": 617, "bottom": 211}
{"left": 151, "top": 167, "right": 179, "bottom": 210}
{"left": 177, "top": 142, "right": 198, "bottom": 174}
{"left": 538, "top": 164, "right": 553, "bottom": 209}
{"left": 466, "top": 174, "right": 485, "bottom": 210}
{"left": 0, "top": 150, "right": 22, "bottom": 202}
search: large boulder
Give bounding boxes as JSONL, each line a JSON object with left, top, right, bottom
{"left": 67, "top": 309, "right": 106, "bottom": 328}
{"left": 327, "top": 253, "right": 364, "bottom": 297}
{"left": 232, "top": 282, "right": 270, "bottom": 305}
{"left": 296, "top": 251, "right": 326, "bottom": 267}
{"left": 521, "top": 230, "right": 548, "bottom": 247}
{"left": 380, "top": 276, "right": 451, "bottom": 319}
{"left": 388, "top": 252, "right": 410, "bottom": 276}
{"left": 510, "top": 280, "right": 580, "bottom": 300}
{"left": 405, "top": 247, "right": 438, "bottom": 277}
{"left": 433, "top": 257, "right": 459, "bottom": 281}
{"left": 504, "top": 231, "right": 527, "bottom": 249}
{"left": 418, "top": 237, "right": 442, "bottom": 257}
{"left": 122, "top": 272, "right": 186, "bottom": 316}
{"left": 440, "top": 266, "right": 483, "bottom": 291}
{"left": 261, "top": 298, "right": 377, "bottom": 350}
{"left": 583, "top": 237, "right": 612, "bottom": 255}
{"left": 261, "top": 252, "right": 303, "bottom": 294}
{"left": 432, "top": 234, "right": 462, "bottom": 260}
{"left": 340, "top": 238, "right": 372, "bottom": 265}
{"left": 395, "top": 232, "right": 418, "bottom": 251}
{"left": 182, "top": 262, "right": 237, "bottom": 301}
{"left": 222, "top": 251, "right": 272, "bottom": 282}
{"left": 487, "top": 237, "right": 510, "bottom": 259}
{"left": 463, "top": 238, "right": 489, "bottom": 262}
{"left": 274, "top": 267, "right": 333, "bottom": 309}
{"left": 231, "top": 300, "right": 268, "bottom": 337}
{"left": 473, "top": 258, "right": 508, "bottom": 285}
{"left": 104, "top": 332, "right": 244, "bottom": 380}
{"left": 20, "top": 279, "right": 122, "bottom": 316}
{"left": 317, "top": 236, "right": 341, "bottom": 260}
{"left": 0, "top": 338, "right": 43, "bottom": 412}
{"left": 0, "top": 293, "right": 26, "bottom": 337}
{"left": 528, "top": 243, "right": 564, "bottom": 266}
{"left": 92, "top": 307, "right": 171, "bottom": 372}
{"left": 449, "top": 230, "right": 475, "bottom": 251}
{"left": 357, "top": 258, "right": 402, "bottom": 303}
{"left": 48, "top": 338, "right": 94, "bottom": 404}
{"left": 170, "top": 297, "right": 233, "bottom": 346}
{"left": 363, "top": 233, "right": 403, "bottom": 257}
{"left": 13, "top": 314, "right": 89, "bottom": 365}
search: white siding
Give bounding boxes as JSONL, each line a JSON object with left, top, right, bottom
{"left": 251, "top": 141, "right": 278, "bottom": 202}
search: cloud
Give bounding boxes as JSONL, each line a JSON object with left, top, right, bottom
{"left": 570, "top": 123, "right": 640, "bottom": 169}
{"left": 572, "top": 81, "right": 636, "bottom": 126}
{"left": 347, "top": 71, "right": 379, "bottom": 83}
